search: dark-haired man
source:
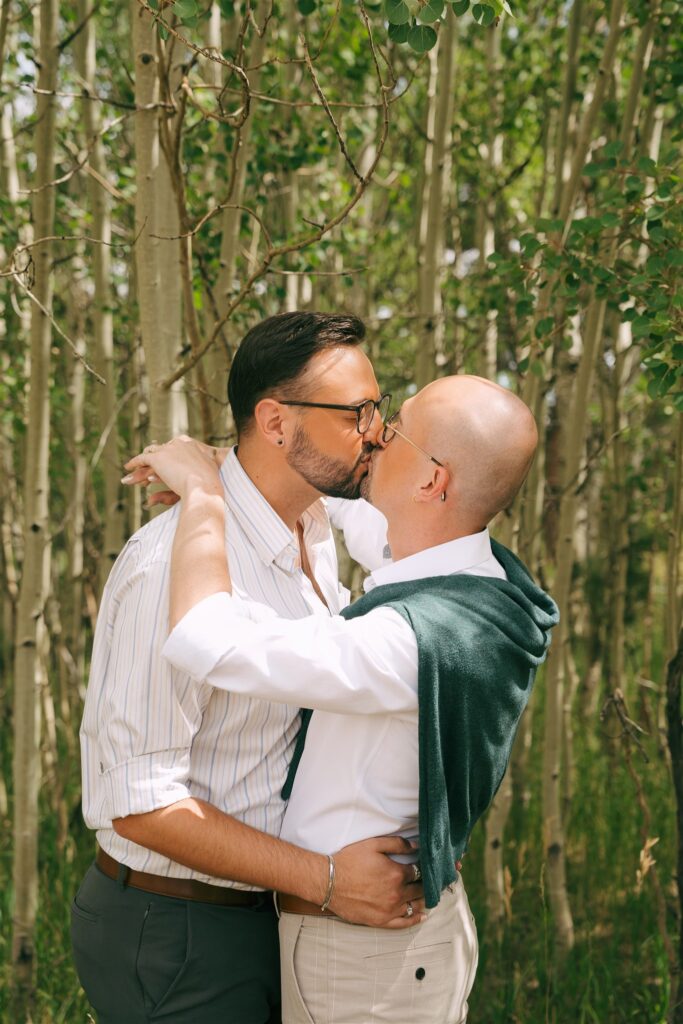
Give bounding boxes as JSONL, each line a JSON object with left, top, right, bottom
{"left": 71, "top": 313, "right": 421, "bottom": 1024}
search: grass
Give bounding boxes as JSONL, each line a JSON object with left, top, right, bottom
{"left": 0, "top": 666, "right": 676, "bottom": 1023}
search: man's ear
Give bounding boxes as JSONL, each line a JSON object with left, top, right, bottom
{"left": 253, "top": 398, "right": 288, "bottom": 448}
{"left": 416, "top": 465, "right": 450, "bottom": 504}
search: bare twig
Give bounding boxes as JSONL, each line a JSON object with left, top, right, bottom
{"left": 57, "top": 1, "right": 101, "bottom": 52}
{"left": 11, "top": 272, "right": 105, "bottom": 384}
{"left": 301, "top": 34, "right": 363, "bottom": 183}
{"left": 159, "top": 0, "right": 391, "bottom": 389}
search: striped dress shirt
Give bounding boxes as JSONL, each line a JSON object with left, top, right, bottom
{"left": 80, "top": 448, "right": 347, "bottom": 888}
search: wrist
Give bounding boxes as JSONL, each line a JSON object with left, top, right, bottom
{"left": 180, "top": 478, "right": 224, "bottom": 502}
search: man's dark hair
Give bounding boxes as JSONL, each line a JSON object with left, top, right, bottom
{"left": 228, "top": 311, "right": 366, "bottom": 436}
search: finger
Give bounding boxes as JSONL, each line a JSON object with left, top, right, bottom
{"left": 383, "top": 913, "right": 428, "bottom": 930}
{"left": 369, "top": 836, "right": 417, "bottom": 856}
{"left": 123, "top": 454, "right": 154, "bottom": 472}
{"left": 146, "top": 491, "right": 179, "bottom": 507}
{"left": 400, "top": 881, "right": 424, "bottom": 902}
{"left": 121, "top": 465, "right": 153, "bottom": 484}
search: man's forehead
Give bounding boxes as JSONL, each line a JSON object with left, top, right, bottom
{"left": 304, "top": 347, "right": 378, "bottom": 399}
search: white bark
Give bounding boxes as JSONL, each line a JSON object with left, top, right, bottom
{"left": 415, "top": 9, "right": 457, "bottom": 389}
{"left": 12, "top": 0, "right": 58, "bottom": 1009}
{"left": 76, "top": 0, "right": 127, "bottom": 592}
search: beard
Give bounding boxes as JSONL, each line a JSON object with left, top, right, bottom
{"left": 286, "top": 422, "right": 372, "bottom": 499}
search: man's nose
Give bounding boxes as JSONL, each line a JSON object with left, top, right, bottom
{"left": 363, "top": 406, "right": 384, "bottom": 446}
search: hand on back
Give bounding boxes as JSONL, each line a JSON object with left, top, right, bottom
{"left": 122, "top": 436, "right": 228, "bottom": 505}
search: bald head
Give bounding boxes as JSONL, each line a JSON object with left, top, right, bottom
{"left": 412, "top": 375, "right": 538, "bottom": 530}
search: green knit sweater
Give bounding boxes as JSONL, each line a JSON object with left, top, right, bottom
{"left": 284, "top": 539, "right": 559, "bottom": 909}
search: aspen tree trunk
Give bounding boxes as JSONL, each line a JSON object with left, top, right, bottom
{"left": 476, "top": 22, "right": 502, "bottom": 381}
{"left": 415, "top": 9, "right": 456, "bottom": 389}
{"left": 131, "top": 2, "right": 183, "bottom": 443}
{"left": 156, "top": 38, "right": 190, "bottom": 438}
{"left": 211, "top": 1, "right": 270, "bottom": 433}
{"left": 12, "top": 0, "right": 58, "bottom": 1012}
{"left": 197, "top": 4, "right": 233, "bottom": 438}
{"left": 542, "top": 304, "right": 608, "bottom": 957}
{"left": 541, "top": 0, "right": 653, "bottom": 957}
{"left": 667, "top": 414, "right": 683, "bottom": 662}
{"left": 64, "top": 261, "right": 88, "bottom": 698}
{"left": 283, "top": 0, "right": 301, "bottom": 313}
{"left": 76, "top": 0, "right": 126, "bottom": 593}
{"left": 665, "top": 411, "right": 683, "bottom": 1023}
{"left": 484, "top": 768, "right": 512, "bottom": 941}
{"left": 0, "top": 1, "right": 10, "bottom": 93}
{"left": 1, "top": 434, "right": 19, "bottom": 799}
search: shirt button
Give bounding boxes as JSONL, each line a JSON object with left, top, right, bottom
{"left": 415, "top": 967, "right": 426, "bottom": 980}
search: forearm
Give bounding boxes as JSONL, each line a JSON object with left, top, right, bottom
{"left": 113, "top": 797, "right": 327, "bottom": 901}
{"left": 112, "top": 797, "right": 424, "bottom": 927}
{"left": 170, "top": 489, "right": 232, "bottom": 628}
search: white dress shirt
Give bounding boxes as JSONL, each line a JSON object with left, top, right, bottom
{"left": 80, "top": 448, "right": 346, "bottom": 887}
{"left": 163, "top": 528, "right": 506, "bottom": 857}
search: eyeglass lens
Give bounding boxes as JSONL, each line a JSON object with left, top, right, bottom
{"left": 359, "top": 395, "right": 391, "bottom": 433}
{"left": 382, "top": 412, "right": 398, "bottom": 443}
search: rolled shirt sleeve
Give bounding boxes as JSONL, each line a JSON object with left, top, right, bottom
{"left": 162, "top": 592, "right": 418, "bottom": 716}
{"left": 85, "top": 556, "right": 209, "bottom": 824}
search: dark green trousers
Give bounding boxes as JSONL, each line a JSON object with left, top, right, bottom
{"left": 71, "top": 863, "right": 281, "bottom": 1023}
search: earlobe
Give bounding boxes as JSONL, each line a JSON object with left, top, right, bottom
{"left": 254, "top": 398, "right": 288, "bottom": 449}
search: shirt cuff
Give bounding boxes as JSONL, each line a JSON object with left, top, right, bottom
{"left": 162, "top": 592, "right": 241, "bottom": 681}
{"left": 102, "top": 749, "right": 192, "bottom": 819}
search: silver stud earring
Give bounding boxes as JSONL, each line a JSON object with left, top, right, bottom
{"left": 277, "top": 439, "right": 284, "bottom": 446}
{"left": 441, "top": 492, "right": 446, "bottom": 502}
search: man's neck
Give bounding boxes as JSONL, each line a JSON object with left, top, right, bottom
{"left": 235, "top": 438, "right": 321, "bottom": 530}
{"left": 387, "top": 517, "right": 482, "bottom": 563}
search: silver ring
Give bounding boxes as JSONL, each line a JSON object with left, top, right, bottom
{"left": 412, "top": 863, "right": 422, "bottom": 883}
{"left": 405, "top": 901, "right": 414, "bottom": 918}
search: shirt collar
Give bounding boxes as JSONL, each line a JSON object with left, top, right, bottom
{"left": 220, "top": 448, "right": 329, "bottom": 573}
{"left": 363, "top": 529, "right": 494, "bottom": 592}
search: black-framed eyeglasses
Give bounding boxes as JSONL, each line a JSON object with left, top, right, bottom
{"left": 381, "top": 411, "right": 445, "bottom": 467}
{"left": 278, "top": 393, "right": 392, "bottom": 435}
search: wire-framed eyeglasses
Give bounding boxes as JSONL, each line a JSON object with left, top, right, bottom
{"left": 278, "top": 393, "right": 392, "bottom": 435}
{"left": 381, "top": 411, "right": 445, "bottom": 467}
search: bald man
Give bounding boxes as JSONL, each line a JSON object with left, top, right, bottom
{"left": 128, "top": 376, "right": 558, "bottom": 1024}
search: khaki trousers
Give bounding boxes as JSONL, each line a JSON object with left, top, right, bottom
{"left": 279, "top": 878, "right": 478, "bottom": 1024}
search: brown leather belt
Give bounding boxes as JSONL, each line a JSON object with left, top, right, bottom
{"left": 96, "top": 846, "right": 267, "bottom": 907}
{"left": 278, "top": 893, "right": 337, "bottom": 918}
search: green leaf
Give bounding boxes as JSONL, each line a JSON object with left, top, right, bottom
{"left": 603, "top": 140, "right": 623, "bottom": 159}
{"left": 625, "top": 175, "right": 644, "bottom": 193}
{"left": 584, "top": 161, "right": 602, "bottom": 178}
{"left": 173, "top": 0, "right": 199, "bottom": 19}
{"left": 385, "top": 0, "right": 411, "bottom": 24}
{"left": 472, "top": 2, "right": 495, "bottom": 25}
{"left": 297, "top": 0, "right": 316, "bottom": 12}
{"left": 632, "top": 316, "right": 653, "bottom": 339}
{"left": 388, "top": 20, "right": 410, "bottom": 41}
{"left": 158, "top": 20, "right": 169, "bottom": 39}
{"left": 637, "top": 156, "right": 657, "bottom": 175}
{"left": 646, "top": 205, "right": 666, "bottom": 221}
{"left": 517, "top": 356, "right": 529, "bottom": 373}
{"left": 408, "top": 23, "right": 438, "bottom": 51}
{"left": 535, "top": 316, "right": 555, "bottom": 339}
{"left": 218, "top": 0, "right": 235, "bottom": 14}
{"left": 419, "top": 0, "right": 444, "bottom": 23}
{"left": 536, "top": 218, "right": 564, "bottom": 233}
{"left": 450, "top": 0, "right": 470, "bottom": 12}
